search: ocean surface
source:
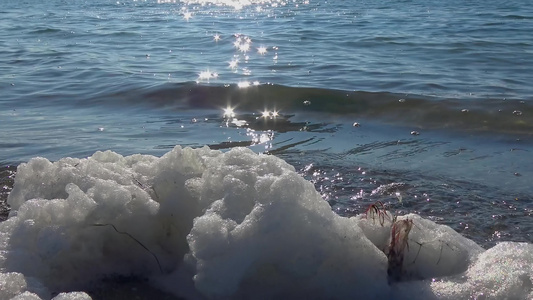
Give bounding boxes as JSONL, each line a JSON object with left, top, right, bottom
{"left": 1, "top": 0, "right": 533, "bottom": 298}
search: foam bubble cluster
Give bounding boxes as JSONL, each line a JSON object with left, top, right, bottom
{"left": 1, "top": 146, "right": 532, "bottom": 299}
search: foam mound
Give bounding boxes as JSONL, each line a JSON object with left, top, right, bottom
{"left": 1, "top": 146, "right": 532, "bottom": 299}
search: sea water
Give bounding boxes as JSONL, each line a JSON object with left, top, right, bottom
{"left": 1, "top": 0, "right": 532, "bottom": 299}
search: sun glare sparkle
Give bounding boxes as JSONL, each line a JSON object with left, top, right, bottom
{"left": 259, "top": 109, "right": 280, "bottom": 119}
{"left": 233, "top": 34, "right": 252, "bottom": 53}
{"left": 229, "top": 60, "right": 238, "bottom": 69}
{"left": 214, "top": 34, "right": 221, "bottom": 41}
{"left": 238, "top": 43, "right": 251, "bottom": 52}
{"left": 247, "top": 128, "right": 274, "bottom": 148}
{"left": 183, "top": 11, "right": 192, "bottom": 20}
{"left": 197, "top": 70, "right": 217, "bottom": 81}
{"left": 257, "top": 46, "right": 267, "bottom": 55}
{"left": 237, "top": 81, "right": 251, "bottom": 88}
{"left": 199, "top": 71, "right": 211, "bottom": 79}
{"left": 223, "top": 106, "right": 235, "bottom": 118}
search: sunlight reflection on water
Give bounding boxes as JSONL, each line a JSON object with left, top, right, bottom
{"left": 176, "top": 0, "right": 291, "bottom": 10}
{"left": 195, "top": 31, "right": 278, "bottom": 84}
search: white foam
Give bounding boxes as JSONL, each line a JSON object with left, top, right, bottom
{"left": 0, "top": 272, "right": 28, "bottom": 299}
{"left": 0, "top": 272, "right": 49, "bottom": 300}
{"left": 1, "top": 146, "right": 532, "bottom": 299}
{"left": 9, "top": 292, "right": 42, "bottom": 300}
{"left": 430, "top": 242, "right": 533, "bottom": 299}
{"left": 51, "top": 292, "right": 92, "bottom": 300}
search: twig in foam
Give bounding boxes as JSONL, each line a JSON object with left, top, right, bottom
{"left": 387, "top": 218, "right": 413, "bottom": 283}
{"left": 362, "top": 201, "right": 459, "bottom": 282}
{"left": 92, "top": 223, "right": 164, "bottom": 274}
{"left": 363, "top": 201, "right": 391, "bottom": 226}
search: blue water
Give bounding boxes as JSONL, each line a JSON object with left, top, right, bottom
{"left": 1, "top": 0, "right": 533, "bottom": 247}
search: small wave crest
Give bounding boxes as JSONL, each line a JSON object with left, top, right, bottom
{"left": 97, "top": 82, "right": 533, "bottom": 136}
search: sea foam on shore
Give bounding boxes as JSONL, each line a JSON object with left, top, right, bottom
{"left": 1, "top": 146, "right": 532, "bottom": 299}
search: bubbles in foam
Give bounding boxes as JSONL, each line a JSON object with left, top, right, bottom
{"left": 0, "top": 146, "right": 532, "bottom": 299}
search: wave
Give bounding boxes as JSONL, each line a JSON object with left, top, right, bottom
{"left": 28, "top": 27, "right": 65, "bottom": 35}
{"left": 95, "top": 82, "right": 533, "bottom": 136}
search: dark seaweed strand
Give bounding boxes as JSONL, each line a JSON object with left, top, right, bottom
{"left": 92, "top": 223, "right": 164, "bottom": 274}
{"left": 387, "top": 248, "right": 404, "bottom": 284}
